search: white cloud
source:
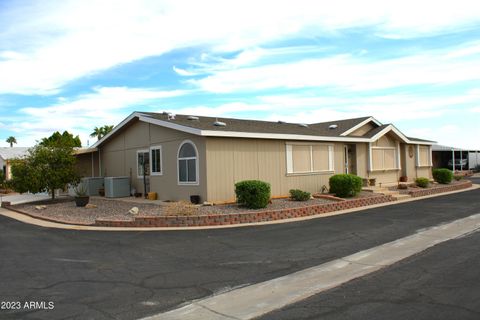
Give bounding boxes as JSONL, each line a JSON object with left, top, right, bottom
{"left": 162, "top": 102, "right": 274, "bottom": 117}
{"left": 5, "top": 86, "right": 186, "bottom": 147}
{"left": 190, "top": 42, "right": 480, "bottom": 93}
{"left": 1, "top": 0, "right": 480, "bottom": 94}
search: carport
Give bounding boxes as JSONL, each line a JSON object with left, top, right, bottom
{"left": 432, "top": 144, "right": 480, "bottom": 171}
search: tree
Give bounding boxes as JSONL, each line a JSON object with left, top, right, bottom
{"left": 40, "top": 131, "right": 81, "bottom": 149}
{"left": 6, "top": 136, "right": 17, "bottom": 147}
{"left": 10, "top": 145, "right": 79, "bottom": 200}
{"left": 90, "top": 125, "right": 114, "bottom": 141}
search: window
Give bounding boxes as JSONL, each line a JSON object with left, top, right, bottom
{"left": 371, "top": 147, "right": 398, "bottom": 170}
{"left": 286, "top": 143, "right": 334, "bottom": 174}
{"left": 178, "top": 141, "right": 198, "bottom": 184}
{"left": 418, "top": 145, "right": 431, "bottom": 167}
{"left": 137, "top": 150, "right": 150, "bottom": 178}
{"left": 150, "top": 146, "right": 163, "bottom": 175}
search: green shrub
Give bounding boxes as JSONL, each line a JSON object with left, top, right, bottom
{"left": 453, "top": 175, "right": 463, "bottom": 181}
{"left": 415, "top": 177, "right": 430, "bottom": 188}
{"left": 432, "top": 168, "right": 453, "bottom": 184}
{"left": 329, "top": 174, "right": 362, "bottom": 198}
{"left": 235, "top": 180, "right": 271, "bottom": 209}
{"left": 289, "top": 189, "right": 311, "bottom": 201}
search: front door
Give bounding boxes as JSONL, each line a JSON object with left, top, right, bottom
{"left": 344, "top": 144, "right": 357, "bottom": 175}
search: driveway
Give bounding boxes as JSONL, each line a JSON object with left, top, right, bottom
{"left": 0, "top": 187, "right": 479, "bottom": 319}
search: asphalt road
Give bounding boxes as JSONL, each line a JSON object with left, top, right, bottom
{"left": 0, "top": 184, "right": 479, "bottom": 320}
{"left": 258, "top": 230, "right": 480, "bottom": 320}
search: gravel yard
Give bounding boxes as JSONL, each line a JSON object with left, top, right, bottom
{"left": 388, "top": 180, "right": 465, "bottom": 194}
{"left": 13, "top": 197, "right": 164, "bottom": 225}
{"left": 11, "top": 192, "right": 378, "bottom": 225}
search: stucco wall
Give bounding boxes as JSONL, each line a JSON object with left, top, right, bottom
{"left": 205, "top": 137, "right": 345, "bottom": 203}
{"left": 99, "top": 120, "right": 207, "bottom": 201}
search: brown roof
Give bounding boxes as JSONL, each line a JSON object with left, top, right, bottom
{"left": 141, "top": 112, "right": 372, "bottom": 137}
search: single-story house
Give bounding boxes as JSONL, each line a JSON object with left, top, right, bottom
{"left": 0, "top": 147, "right": 29, "bottom": 180}
{"left": 432, "top": 144, "right": 480, "bottom": 171}
{"left": 76, "top": 112, "right": 435, "bottom": 203}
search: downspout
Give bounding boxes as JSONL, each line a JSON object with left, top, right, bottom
{"left": 98, "top": 147, "right": 102, "bottom": 177}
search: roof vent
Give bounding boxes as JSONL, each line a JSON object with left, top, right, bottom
{"left": 213, "top": 120, "right": 226, "bottom": 127}
{"left": 167, "top": 113, "right": 176, "bottom": 120}
{"left": 329, "top": 124, "right": 338, "bottom": 130}
{"left": 187, "top": 115, "right": 199, "bottom": 121}
{"left": 298, "top": 123, "right": 309, "bottom": 128}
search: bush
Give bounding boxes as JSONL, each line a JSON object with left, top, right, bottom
{"left": 289, "top": 189, "right": 311, "bottom": 201}
{"left": 453, "top": 175, "right": 463, "bottom": 181}
{"left": 432, "top": 168, "right": 453, "bottom": 184}
{"left": 329, "top": 174, "right": 362, "bottom": 198}
{"left": 235, "top": 180, "right": 271, "bottom": 209}
{"left": 415, "top": 177, "right": 430, "bottom": 188}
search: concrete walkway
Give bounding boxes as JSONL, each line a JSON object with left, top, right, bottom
{"left": 0, "top": 192, "right": 50, "bottom": 205}
{"left": 145, "top": 213, "right": 480, "bottom": 320}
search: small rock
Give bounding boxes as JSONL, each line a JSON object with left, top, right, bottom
{"left": 129, "top": 207, "right": 139, "bottom": 215}
{"left": 85, "top": 204, "right": 97, "bottom": 209}
{"left": 202, "top": 201, "right": 213, "bottom": 206}
{"left": 35, "top": 205, "right": 47, "bottom": 210}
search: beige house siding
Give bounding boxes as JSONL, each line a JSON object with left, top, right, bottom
{"left": 348, "top": 122, "right": 376, "bottom": 136}
{"left": 400, "top": 144, "right": 433, "bottom": 181}
{"left": 99, "top": 120, "right": 207, "bottom": 201}
{"left": 205, "top": 137, "right": 344, "bottom": 203}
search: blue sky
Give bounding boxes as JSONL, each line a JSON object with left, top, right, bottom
{"left": 0, "top": 0, "right": 479, "bottom": 148}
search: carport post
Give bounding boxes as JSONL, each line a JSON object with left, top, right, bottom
{"left": 460, "top": 150, "right": 463, "bottom": 171}
{"left": 452, "top": 149, "right": 455, "bottom": 173}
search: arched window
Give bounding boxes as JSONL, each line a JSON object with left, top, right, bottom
{"left": 178, "top": 141, "right": 198, "bottom": 184}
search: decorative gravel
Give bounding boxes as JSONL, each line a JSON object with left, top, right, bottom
{"left": 11, "top": 191, "right": 380, "bottom": 225}
{"left": 13, "top": 197, "right": 164, "bottom": 225}
{"left": 388, "top": 180, "right": 465, "bottom": 194}
{"left": 196, "top": 197, "right": 335, "bottom": 215}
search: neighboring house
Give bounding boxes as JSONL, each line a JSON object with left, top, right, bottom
{"left": 76, "top": 112, "right": 435, "bottom": 203}
{"left": 0, "top": 147, "right": 29, "bottom": 180}
{"left": 432, "top": 144, "right": 480, "bottom": 171}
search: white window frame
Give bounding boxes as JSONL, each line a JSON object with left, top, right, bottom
{"left": 137, "top": 149, "right": 149, "bottom": 179}
{"left": 285, "top": 142, "right": 334, "bottom": 175}
{"left": 370, "top": 146, "right": 399, "bottom": 171}
{"left": 149, "top": 145, "right": 163, "bottom": 176}
{"left": 177, "top": 140, "right": 199, "bottom": 186}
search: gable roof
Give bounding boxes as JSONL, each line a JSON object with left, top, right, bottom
{"left": 141, "top": 112, "right": 372, "bottom": 137}
{"left": 92, "top": 112, "right": 435, "bottom": 148}
{"left": 0, "top": 147, "right": 29, "bottom": 160}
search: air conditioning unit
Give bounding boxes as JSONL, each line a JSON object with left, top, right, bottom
{"left": 81, "top": 177, "right": 105, "bottom": 196}
{"left": 104, "top": 176, "right": 130, "bottom": 198}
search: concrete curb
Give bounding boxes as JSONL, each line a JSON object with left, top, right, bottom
{"left": 0, "top": 184, "right": 478, "bottom": 231}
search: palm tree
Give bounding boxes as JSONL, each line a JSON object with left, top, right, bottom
{"left": 90, "top": 125, "right": 114, "bottom": 141}
{"left": 90, "top": 127, "right": 103, "bottom": 141}
{"left": 6, "top": 136, "right": 17, "bottom": 147}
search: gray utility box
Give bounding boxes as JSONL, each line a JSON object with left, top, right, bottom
{"left": 81, "top": 177, "right": 105, "bottom": 196}
{"left": 104, "top": 176, "right": 130, "bottom": 198}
